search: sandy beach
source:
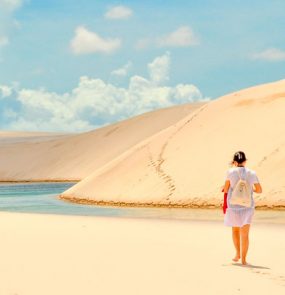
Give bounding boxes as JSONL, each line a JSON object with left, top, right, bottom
{"left": 0, "top": 211, "right": 284, "bottom": 295}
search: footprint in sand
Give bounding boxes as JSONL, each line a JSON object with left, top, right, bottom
{"left": 250, "top": 268, "right": 285, "bottom": 287}
{"left": 222, "top": 262, "right": 285, "bottom": 286}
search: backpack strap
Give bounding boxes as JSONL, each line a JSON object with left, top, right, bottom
{"left": 237, "top": 168, "right": 243, "bottom": 180}
{"left": 237, "top": 167, "right": 249, "bottom": 182}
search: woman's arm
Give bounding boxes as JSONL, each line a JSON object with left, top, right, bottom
{"left": 223, "top": 180, "right": 230, "bottom": 193}
{"left": 253, "top": 183, "right": 262, "bottom": 193}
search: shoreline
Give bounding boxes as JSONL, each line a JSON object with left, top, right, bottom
{"left": 1, "top": 181, "right": 284, "bottom": 211}
{"left": 1, "top": 204, "right": 285, "bottom": 227}
{"left": 59, "top": 195, "right": 285, "bottom": 211}
{"left": 0, "top": 179, "right": 79, "bottom": 183}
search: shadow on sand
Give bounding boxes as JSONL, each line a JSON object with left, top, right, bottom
{"left": 231, "top": 262, "right": 270, "bottom": 269}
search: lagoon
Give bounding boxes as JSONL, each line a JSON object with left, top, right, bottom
{"left": 0, "top": 182, "right": 284, "bottom": 224}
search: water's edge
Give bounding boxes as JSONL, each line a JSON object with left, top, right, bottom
{"left": 0, "top": 180, "right": 80, "bottom": 183}
{"left": 0, "top": 182, "right": 284, "bottom": 224}
{"left": 59, "top": 195, "right": 285, "bottom": 211}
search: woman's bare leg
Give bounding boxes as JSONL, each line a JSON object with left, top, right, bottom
{"left": 232, "top": 227, "right": 240, "bottom": 261}
{"left": 240, "top": 224, "right": 250, "bottom": 265}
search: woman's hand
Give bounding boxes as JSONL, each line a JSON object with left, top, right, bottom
{"left": 253, "top": 183, "right": 262, "bottom": 193}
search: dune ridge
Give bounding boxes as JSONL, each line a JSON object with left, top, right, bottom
{"left": 0, "top": 102, "right": 204, "bottom": 182}
{"left": 60, "top": 79, "right": 285, "bottom": 209}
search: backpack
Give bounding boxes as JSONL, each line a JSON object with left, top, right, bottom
{"left": 230, "top": 169, "right": 252, "bottom": 207}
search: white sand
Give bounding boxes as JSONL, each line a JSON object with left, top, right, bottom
{"left": 61, "top": 79, "right": 285, "bottom": 209}
{"left": 0, "top": 212, "right": 284, "bottom": 295}
{"left": 0, "top": 102, "right": 204, "bottom": 181}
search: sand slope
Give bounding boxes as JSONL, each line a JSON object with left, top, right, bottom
{"left": 0, "top": 103, "right": 204, "bottom": 181}
{"left": 61, "top": 80, "right": 285, "bottom": 208}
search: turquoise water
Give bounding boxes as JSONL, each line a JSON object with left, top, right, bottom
{"left": 0, "top": 182, "right": 223, "bottom": 220}
{"left": 0, "top": 182, "right": 133, "bottom": 218}
{"left": 0, "top": 182, "right": 284, "bottom": 223}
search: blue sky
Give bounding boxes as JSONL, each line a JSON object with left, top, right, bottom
{"left": 0, "top": 0, "right": 284, "bottom": 132}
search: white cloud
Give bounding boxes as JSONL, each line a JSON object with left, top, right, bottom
{"left": 0, "top": 0, "right": 22, "bottom": 11}
{"left": 0, "top": 53, "right": 208, "bottom": 132}
{"left": 105, "top": 5, "right": 133, "bottom": 20}
{"left": 251, "top": 48, "right": 285, "bottom": 61}
{"left": 157, "top": 26, "right": 198, "bottom": 47}
{"left": 70, "top": 26, "right": 121, "bottom": 55}
{"left": 0, "top": 84, "right": 12, "bottom": 97}
{"left": 111, "top": 61, "right": 132, "bottom": 77}
{"left": 135, "top": 26, "right": 198, "bottom": 50}
{"left": 148, "top": 52, "right": 170, "bottom": 84}
{"left": 2, "top": 107, "right": 17, "bottom": 119}
{"left": 0, "top": 0, "right": 23, "bottom": 53}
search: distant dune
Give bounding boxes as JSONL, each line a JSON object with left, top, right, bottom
{"left": 0, "top": 102, "right": 204, "bottom": 181}
{"left": 60, "top": 80, "right": 285, "bottom": 209}
{"left": 0, "top": 131, "right": 70, "bottom": 145}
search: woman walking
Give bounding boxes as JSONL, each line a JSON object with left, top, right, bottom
{"left": 223, "top": 151, "right": 262, "bottom": 265}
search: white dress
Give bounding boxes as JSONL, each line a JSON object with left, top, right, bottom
{"left": 224, "top": 166, "right": 259, "bottom": 227}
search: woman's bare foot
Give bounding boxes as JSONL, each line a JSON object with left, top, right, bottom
{"left": 232, "top": 254, "right": 240, "bottom": 262}
{"left": 241, "top": 259, "right": 248, "bottom": 265}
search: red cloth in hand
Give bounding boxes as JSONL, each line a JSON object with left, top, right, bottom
{"left": 222, "top": 188, "right": 228, "bottom": 214}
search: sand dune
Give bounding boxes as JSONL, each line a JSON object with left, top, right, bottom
{"left": 0, "top": 103, "right": 204, "bottom": 181}
{"left": 0, "top": 131, "right": 70, "bottom": 144}
{"left": 61, "top": 79, "right": 285, "bottom": 209}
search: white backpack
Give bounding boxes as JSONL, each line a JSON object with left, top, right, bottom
{"left": 230, "top": 169, "right": 252, "bottom": 207}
